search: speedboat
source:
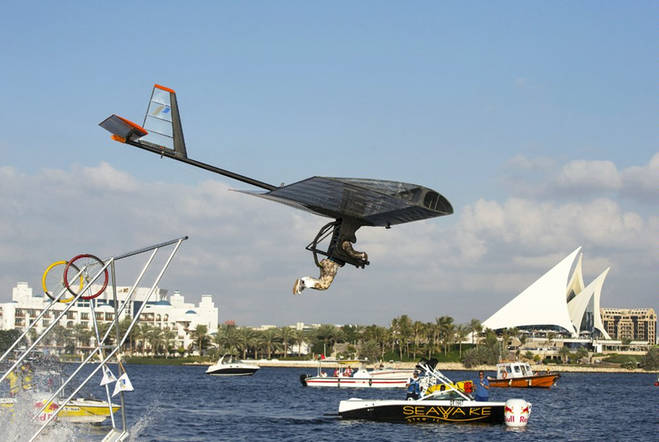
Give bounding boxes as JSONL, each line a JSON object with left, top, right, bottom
{"left": 300, "top": 363, "right": 413, "bottom": 388}
{"left": 487, "top": 362, "right": 559, "bottom": 388}
{"left": 0, "top": 396, "right": 120, "bottom": 423}
{"left": 338, "top": 360, "right": 531, "bottom": 427}
{"left": 205, "top": 354, "right": 260, "bottom": 376}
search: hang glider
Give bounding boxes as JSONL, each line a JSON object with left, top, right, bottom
{"left": 99, "top": 84, "right": 453, "bottom": 273}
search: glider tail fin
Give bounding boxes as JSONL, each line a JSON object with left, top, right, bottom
{"left": 99, "top": 84, "right": 187, "bottom": 158}
{"left": 142, "top": 84, "right": 187, "bottom": 158}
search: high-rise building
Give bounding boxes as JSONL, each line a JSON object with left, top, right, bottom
{"left": 600, "top": 308, "right": 656, "bottom": 343}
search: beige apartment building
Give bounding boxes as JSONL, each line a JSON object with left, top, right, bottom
{"left": 600, "top": 308, "right": 656, "bottom": 344}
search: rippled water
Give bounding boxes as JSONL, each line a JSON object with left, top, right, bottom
{"left": 7, "top": 365, "right": 659, "bottom": 441}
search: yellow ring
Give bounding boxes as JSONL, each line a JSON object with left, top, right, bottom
{"left": 42, "top": 260, "right": 83, "bottom": 303}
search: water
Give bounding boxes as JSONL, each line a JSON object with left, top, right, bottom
{"left": 6, "top": 365, "right": 659, "bottom": 441}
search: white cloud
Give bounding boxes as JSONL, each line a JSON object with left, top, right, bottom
{"left": 504, "top": 154, "right": 659, "bottom": 204}
{"left": 0, "top": 162, "right": 656, "bottom": 326}
{"left": 555, "top": 159, "right": 622, "bottom": 191}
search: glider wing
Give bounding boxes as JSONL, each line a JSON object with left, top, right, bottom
{"left": 235, "top": 176, "right": 453, "bottom": 227}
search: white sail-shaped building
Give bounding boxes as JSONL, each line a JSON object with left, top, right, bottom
{"left": 482, "top": 248, "right": 581, "bottom": 335}
{"left": 567, "top": 267, "right": 611, "bottom": 339}
{"left": 483, "top": 248, "right": 612, "bottom": 338}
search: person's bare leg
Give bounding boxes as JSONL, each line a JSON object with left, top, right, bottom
{"left": 293, "top": 259, "right": 340, "bottom": 294}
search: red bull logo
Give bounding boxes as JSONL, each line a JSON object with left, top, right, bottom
{"left": 504, "top": 399, "right": 531, "bottom": 428}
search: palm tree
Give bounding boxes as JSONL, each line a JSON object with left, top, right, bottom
{"left": 215, "top": 324, "right": 239, "bottom": 355}
{"left": 260, "top": 328, "right": 280, "bottom": 359}
{"left": 398, "top": 315, "right": 412, "bottom": 358}
{"left": 50, "top": 325, "right": 69, "bottom": 351}
{"left": 314, "top": 324, "right": 339, "bottom": 357}
{"left": 191, "top": 324, "right": 209, "bottom": 356}
{"left": 455, "top": 324, "right": 469, "bottom": 358}
{"left": 162, "top": 327, "right": 177, "bottom": 358}
{"left": 412, "top": 321, "right": 424, "bottom": 360}
{"left": 134, "top": 324, "right": 150, "bottom": 355}
{"left": 469, "top": 319, "right": 482, "bottom": 347}
{"left": 72, "top": 323, "right": 92, "bottom": 352}
{"left": 236, "top": 327, "right": 257, "bottom": 359}
{"left": 279, "top": 326, "right": 293, "bottom": 358}
{"left": 436, "top": 316, "right": 455, "bottom": 356}
{"left": 148, "top": 326, "right": 163, "bottom": 356}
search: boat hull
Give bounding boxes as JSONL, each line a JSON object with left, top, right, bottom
{"left": 488, "top": 373, "right": 559, "bottom": 388}
{"left": 206, "top": 367, "right": 259, "bottom": 376}
{"left": 301, "top": 375, "right": 407, "bottom": 388}
{"left": 339, "top": 399, "right": 506, "bottom": 424}
{"left": 0, "top": 397, "right": 120, "bottom": 423}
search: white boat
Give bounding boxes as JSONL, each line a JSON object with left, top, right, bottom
{"left": 338, "top": 359, "right": 532, "bottom": 427}
{"left": 300, "top": 363, "right": 413, "bottom": 388}
{"left": 205, "top": 355, "right": 260, "bottom": 376}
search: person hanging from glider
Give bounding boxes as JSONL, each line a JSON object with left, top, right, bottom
{"left": 99, "top": 84, "right": 453, "bottom": 295}
{"left": 293, "top": 219, "right": 368, "bottom": 294}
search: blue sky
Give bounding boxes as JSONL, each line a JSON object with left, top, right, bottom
{"left": 0, "top": 1, "right": 656, "bottom": 326}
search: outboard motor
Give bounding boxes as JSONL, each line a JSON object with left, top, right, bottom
{"left": 299, "top": 374, "right": 308, "bottom": 387}
{"left": 504, "top": 399, "right": 531, "bottom": 428}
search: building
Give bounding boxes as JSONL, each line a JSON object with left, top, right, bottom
{"left": 0, "top": 282, "right": 219, "bottom": 352}
{"left": 482, "top": 247, "right": 611, "bottom": 339}
{"left": 600, "top": 308, "right": 656, "bottom": 344}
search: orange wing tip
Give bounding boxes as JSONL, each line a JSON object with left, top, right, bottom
{"left": 154, "top": 84, "right": 176, "bottom": 94}
{"left": 111, "top": 134, "right": 127, "bottom": 143}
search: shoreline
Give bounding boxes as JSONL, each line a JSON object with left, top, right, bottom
{"left": 181, "top": 359, "right": 657, "bottom": 374}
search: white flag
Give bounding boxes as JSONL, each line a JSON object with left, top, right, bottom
{"left": 100, "top": 366, "right": 117, "bottom": 386}
{"left": 112, "top": 373, "right": 134, "bottom": 396}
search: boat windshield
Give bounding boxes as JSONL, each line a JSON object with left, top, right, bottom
{"left": 422, "top": 389, "right": 470, "bottom": 401}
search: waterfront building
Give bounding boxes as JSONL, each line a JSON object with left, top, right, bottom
{"left": 482, "top": 248, "right": 611, "bottom": 339}
{"left": 600, "top": 308, "right": 656, "bottom": 344}
{"left": 0, "top": 282, "right": 218, "bottom": 352}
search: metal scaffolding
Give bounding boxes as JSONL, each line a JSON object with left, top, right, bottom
{"left": 0, "top": 236, "right": 188, "bottom": 442}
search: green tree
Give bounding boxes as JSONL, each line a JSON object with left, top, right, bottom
{"left": 279, "top": 326, "right": 293, "bottom": 358}
{"left": 462, "top": 329, "right": 500, "bottom": 368}
{"left": 359, "top": 340, "right": 380, "bottom": 362}
{"left": 641, "top": 347, "right": 658, "bottom": 370}
{"left": 314, "top": 324, "right": 340, "bottom": 357}
{"left": 455, "top": 324, "right": 469, "bottom": 358}
{"left": 469, "top": 319, "right": 482, "bottom": 347}
{"left": 437, "top": 316, "right": 455, "bottom": 356}
{"left": 0, "top": 329, "right": 22, "bottom": 353}
{"left": 259, "top": 328, "right": 280, "bottom": 359}
{"left": 191, "top": 324, "right": 209, "bottom": 356}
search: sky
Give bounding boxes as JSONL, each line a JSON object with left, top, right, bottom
{"left": 0, "top": 1, "right": 656, "bottom": 327}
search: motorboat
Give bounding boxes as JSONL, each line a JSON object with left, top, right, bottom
{"left": 205, "top": 354, "right": 260, "bottom": 376}
{"left": 0, "top": 369, "right": 121, "bottom": 424}
{"left": 487, "top": 362, "right": 559, "bottom": 388}
{"left": 0, "top": 396, "right": 120, "bottom": 423}
{"left": 300, "top": 362, "right": 413, "bottom": 388}
{"left": 338, "top": 360, "right": 531, "bottom": 427}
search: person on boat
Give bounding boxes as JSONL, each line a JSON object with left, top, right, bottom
{"left": 474, "top": 370, "right": 489, "bottom": 402}
{"left": 333, "top": 367, "right": 341, "bottom": 377}
{"left": 319, "top": 370, "right": 327, "bottom": 377}
{"left": 344, "top": 366, "right": 353, "bottom": 377}
{"left": 406, "top": 371, "right": 421, "bottom": 400}
{"left": 293, "top": 238, "right": 368, "bottom": 295}
{"left": 20, "top": 362, "right": 34, "bottom": 391}
{"left": 7, "top": 369, "right": 20, "bottom": 397}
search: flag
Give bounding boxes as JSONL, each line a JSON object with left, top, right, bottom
{"left": 112, "top": 373, "right": 134, "bottom": 396}
{"left": 100, "top": 366, "right": 117, "bottom": 386}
